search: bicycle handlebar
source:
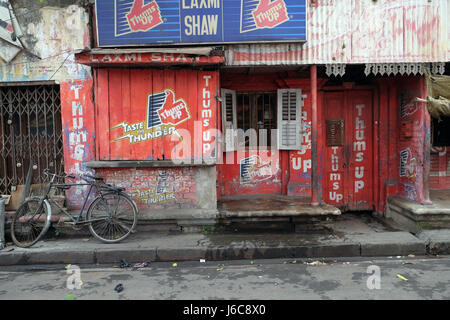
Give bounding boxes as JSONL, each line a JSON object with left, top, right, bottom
{"left": 80, "top": 174, "right": 104, "bottom": 182}
{"left": 43, "top": 170, "right": 105, "bottom": 184}
{"left": 43, "top": 168, "right": 75, "bottom": 180}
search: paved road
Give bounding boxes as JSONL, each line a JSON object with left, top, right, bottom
{"left": 0, "top": 256, "right": 449, "bottom": 300}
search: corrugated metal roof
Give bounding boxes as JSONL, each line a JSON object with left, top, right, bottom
{"left": 225, "top": 0, "right": 448, "bottom": 66}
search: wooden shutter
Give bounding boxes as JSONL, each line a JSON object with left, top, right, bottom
{"left": 221, "top": 89, "right": 237, "bottom": 152}
{"left": 277, "top": 89, "right": 303, "bottom": 150}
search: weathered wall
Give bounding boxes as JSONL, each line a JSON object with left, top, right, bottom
{"left": 1, "top": 0, "right": 91, "bottom": 81}
{"left": 60, "top": 80, "right": 95, "bottom": 208}
{"left": 95, "top": 166, "right": 217, "bottom": 213}
{"left": 430, "top": 147, "right": 450, "bottom": 189}
{"left": 217, "top": 73, "right": 315, "bottom": 198}
{"left": 218, "top": 71, "right": 432, "bottom": 213}
{"left": 396, "top": 77, "right": 430, "bottom": 203}
{"left": 94, "top": 68, "right": 219, "bottom": 163}
{"left": 0, "top": 1, "right": 94, "bottom": 209}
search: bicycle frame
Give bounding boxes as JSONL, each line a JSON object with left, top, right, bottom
{"left": 46, "top": 183, "right": 101, "bottom": 225}
{"left": 12, "top": 169, "right": 138, "bottom": 247}
{"left": 40, "top": 174, "right": 118, "bottom": 225}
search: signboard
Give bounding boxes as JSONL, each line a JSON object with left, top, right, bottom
{"left": 95, "top": 0, "right": 306, "bottom": 46}
{"left": 111, "top": 89, "right": 190, "bottom": 144}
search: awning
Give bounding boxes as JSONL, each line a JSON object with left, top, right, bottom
{"left": 75, "top": 47, "right": 225, "bottom": 67}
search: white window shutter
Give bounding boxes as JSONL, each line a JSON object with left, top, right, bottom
{"left": 277, "top": 89, "right": 303, "bottom": 150}
{"left": 221, "top": 89, "right": 237, "bottom": 152}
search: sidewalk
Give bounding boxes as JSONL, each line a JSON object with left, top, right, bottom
{"left": 0, "top": 213, "right": 445, "bottom": 266}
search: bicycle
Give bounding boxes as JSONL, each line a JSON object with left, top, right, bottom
{"left": 10, "top": 169, "right": 138, "bottom": 248}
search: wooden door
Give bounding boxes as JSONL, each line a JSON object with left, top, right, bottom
{"left": 323, "top": 90, "right": 374, "bottom": 210}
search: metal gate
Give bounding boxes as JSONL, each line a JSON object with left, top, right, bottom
{"left": 0, "top": 84, "right": 64, "bottom": 194}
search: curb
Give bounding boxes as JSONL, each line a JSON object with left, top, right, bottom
{"left": 0, "top": 241, "right": 427, "bottom": 266}
{"left": 416, "top": 230, "right": 450, "bottom": 255}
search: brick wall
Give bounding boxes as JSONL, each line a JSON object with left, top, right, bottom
{"left": 430, "top": 147, "right": 450, "bottom": 189}
{"left": 96, "top": 167, "right": 198, "bottom": 210}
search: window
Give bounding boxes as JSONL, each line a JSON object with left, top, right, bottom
{"left": 432, "top": 117, "right": 450, "bottom": 146}
{"left": 235, "top": 92, "right": 277, "bottom": 148}
{"left": 221, "top": 88, "right": 303, "bottom": 151}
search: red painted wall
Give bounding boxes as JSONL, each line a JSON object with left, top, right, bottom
{"left": 60, "top": 80, "right": 96, "bottom": 209}
{"left": 218, "top": 72, "right": 430, "bottom": 214}
{"left": 430, "top": 147, "right": 450, "bottom": 189}
{"left": 395, "top": 77, "right": 430, "bottom": 203}
{"left": 61, "top": 69, "right": 432, "bottom": 215}
{"left": 218, "top": 73, "right": 320, "bottom": 197}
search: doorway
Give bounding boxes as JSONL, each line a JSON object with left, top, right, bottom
{"left": 0, "top": 84, "right": 64, "bottom": 195}
{"left": 323, "top": 90, "right": 374, "bottom": 211}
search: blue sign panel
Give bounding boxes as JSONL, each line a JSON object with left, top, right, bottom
{"left": 96, "top": 0, "right": 306, "bottom": 46}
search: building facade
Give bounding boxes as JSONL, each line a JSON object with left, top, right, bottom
{"left": 1, "top": 0, "right": 449, "bottom": 229}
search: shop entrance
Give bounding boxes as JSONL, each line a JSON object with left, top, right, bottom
{"left": 0, "top": 84, "right": 64, "bottom": 195}
{"left": 323, "top": 90, "right": 374, "bottom": 211}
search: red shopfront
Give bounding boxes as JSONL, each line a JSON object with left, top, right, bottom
{"left": 71, "top": 52, "right": 223, "bottom": 225}
{"left": 217, "top": 69, "right": 378, "bottom": 212}
{"left": 71, "top": 52, "right": 430, "bottom": 221}
{"left": 216, "top": 69, "right": 430, "bottom": 215}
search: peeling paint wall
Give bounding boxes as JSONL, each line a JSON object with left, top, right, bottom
{"left": 0, "top": 1, "right": 94, "bottom": 209}
{"left": 0, "top": 0, "right": 91, "bottom": 82}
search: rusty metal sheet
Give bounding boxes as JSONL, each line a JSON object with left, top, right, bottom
{"left": 225, "top": 0, "right": 448, "bottom": 65}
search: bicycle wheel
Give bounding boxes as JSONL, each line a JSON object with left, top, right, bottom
{"left": 11, "top": 197, "right": 51, "bottom": 248}
{"left": 87, "top": 192, "right": 137, "bottom": 243}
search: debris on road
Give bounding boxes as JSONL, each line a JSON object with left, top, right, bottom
{"left": 132, "top": 262, "right": 148, "bottom": 269}
{"left": 200, "top": 259, "right": 206, "bottom": 263}
{"left": 120, "top": 259, "right": 131, "bottom": 268}
{"left": 114, "top": 283, "right": 124, "bottom": 293}
{"left": 65, "top": 294, "right": 74, "bottom": 300}
{"left": 397, "top": 274, "right": 408, "bottom": 281}
{"left": 172, "top": 263, "right": 178, "bottom": 267}
{"left": 305, "top": 261, "right": 326, "bottom": 266}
